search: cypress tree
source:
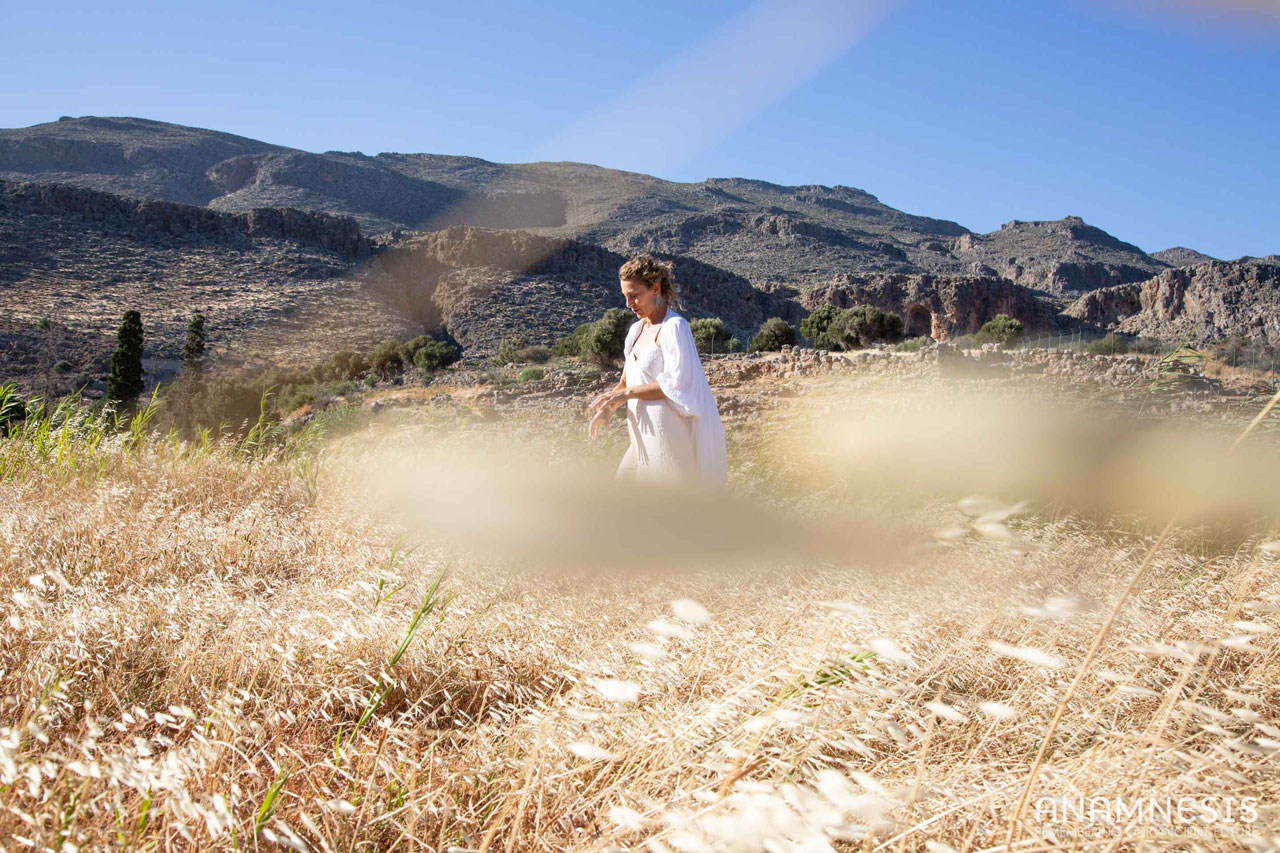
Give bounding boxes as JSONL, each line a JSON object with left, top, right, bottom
{"left": 182, "top": 313, "right": 206, "bottom": 376}
{"left": 107, "top": 310, "right": 145, "bottom": 404}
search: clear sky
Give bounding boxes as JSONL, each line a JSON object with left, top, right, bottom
{"left": 2, "top": 0, "right": 1277, "bottom": 259}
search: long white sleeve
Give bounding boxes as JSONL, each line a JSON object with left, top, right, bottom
{"left": 657, "top": 314, "right": 728, "bottom": 487}
{"left": 655, "top": 316, "right": 701, "bottom": 418}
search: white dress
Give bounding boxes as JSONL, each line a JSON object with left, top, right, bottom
{"left": 615, "top": 311, "right": 728, "bottom": 488}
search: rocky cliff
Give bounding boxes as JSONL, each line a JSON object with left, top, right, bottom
{"left": 363, "top": 226, "right": 803, "bottom": 352}
{"left": 1065, "top": 260, "right": 1280, "bottom": 344}
{"left": 948, "top": 217, "right": 1167, "bottom": 296}
{"left": 806, "top": 273, "right": 1063, "bottom": 340}
{"left": 2, "top": 178, "right": 369, "bottom": 257}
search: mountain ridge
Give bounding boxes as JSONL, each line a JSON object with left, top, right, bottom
{"left": 2, "top": 115, "right": 1223, "bottom": 296}
{"left": 3, "top": 115, "right": 1276, "bottom": 395}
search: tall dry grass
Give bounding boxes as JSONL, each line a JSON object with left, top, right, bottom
{"left": 1, "top": 381, "right": 1279, "bottom": 851}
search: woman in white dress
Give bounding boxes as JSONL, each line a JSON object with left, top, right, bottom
{"left": 587, "top": 255, "right": 728, "bottom": 488}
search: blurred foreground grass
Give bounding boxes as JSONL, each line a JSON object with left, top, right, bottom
{"left": 2, "top": 378, "right": 1279, "bottom": 851}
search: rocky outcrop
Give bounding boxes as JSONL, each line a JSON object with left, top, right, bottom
{"left": 805, "top": 273, "right": 1062, "bottom": 340}
{"left": 949, "top": 217, "right": 1167, "bottom": 296}
{"left": 1, "top": 178, "right": 369, "bottom": 257}
{"left": 1064, "top": 260, "right": 1280, "bottom": 344}
{"left": 1151, "top": 247, "right": 1217, "bottom": 267}
{"left": 363, "top": 226, "right": 802, "bottom": 353}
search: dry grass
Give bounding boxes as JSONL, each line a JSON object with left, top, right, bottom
{"left": 2, "top": 381, "right": 1279, "bottom": 852}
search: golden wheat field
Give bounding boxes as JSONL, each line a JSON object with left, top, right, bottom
{"left": 3, "top": 368, "right": 1280, "bottom": 852}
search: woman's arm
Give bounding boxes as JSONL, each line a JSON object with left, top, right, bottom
{"left": 589, "top": 372, "right": 629, "bottom": 413}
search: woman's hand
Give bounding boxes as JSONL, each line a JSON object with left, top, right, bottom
{"left": 588, "top": 388, "right": 628, "bottom": 413}
{"left": 587, "top": 407, "right": 612, "bottom": 440}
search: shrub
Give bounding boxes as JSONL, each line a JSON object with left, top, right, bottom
{"left": 107, "top": 310, "right": 145, "bottom": 405}
{"left": 401, "top": 336, "right": 432, "bottom": 363}
{"left": 800, "top": 305, "right": 839, "bottom": 347}
{"left": 801, "top": 305, "right": 904, "bottom": 350}
{"left": 518, "top": 367, "right": 545, "bottom": 383}
{"left": 895, "top": 335, "right": 934, "bottom": 353}
{"left": 515, "top": 345, "right": 552, "bottom": 364}
{"left": 1083, "top": 333, "right": 1132, "bottom": 356}
{"left": 412, "top": 340, "right": 461, "bottom": 371}
{"left": 727, "top": 337, "right": 744, "bottom": 354}
{"left": 276, "top": 385, "right": 317, "bottom": 414}
{"left": 551, "top": 322, "right": 594, "bottom": 357}
{"left": 321, "top": 350, "right": 370, "bottom": 381}
{"left": 494, "top": 336, "right": 527, "bottom": 366}
{"left": 1127, "top": 336, "right": 1165, "bottom": 356}
{"left": 189, "top": 374, "right": 274, "bottom": 434}
{"left": 582, "top": 308, "right": 634, "bottom": 368}
{"left": 370, "top": 339, "right": 405, "bottom": 378}
{"left": 974, "top": 314, "right": 1024, "bottom": 348}
{"left": 749, "top": 318, "right": 797, "bottom": 352}
{"left": 690, "top": 318, "right": 732, "bottom": 354}
{"left": 823, "top": 305, "right": 902, "bottom": 350}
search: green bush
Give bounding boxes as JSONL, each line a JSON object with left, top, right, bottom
{"left": 515, "top": 345, "right": 552, "bottom": 364}
{"left": 401, "top": 336, "right": 432, "bottom": 363}
{"left": 802, "top": 304, "right": 904, "bottom": 350}
{"left": 894, "top": 335, "right": 934, "bottom": 353}
{"left": 834, "top": 305, "right": 904, "bottom": 349}
{"left": 974, "top": 314, "right": 1024, "bottom": 348}
{"left": 1128, "top": 336, "right": 1165, "bottom": 356}
{"left": 1083, "top": 333, "right": 1132, "bottom": 356}
{"left": 727, "top": 337, "right": 744, "bottom": 354}
{"left": 518, "top": 367, "right": 545, "bottom": 383}
{"left": 277, "top": 385, "right": 317, "bottom": 414}
{"left": 494, "top": 336, "right": 527, "bottom": 366}
{"left": 370, "top": 339, "right": 405, "bottom": 377}
{"left": 320, "top": 350, "right": 370, "bottom": 381}
{"left": 582, "top": 308, "right": 634, "bottom": 368}
{"left": 551, "top": 322, "right": 594, "bottom": 357}
{"left": 690, "top": 317, "right": 732, "bottom": 354}
{"left": 412, "top": 340, "right": 461, "bottom": 371}
{"left": 749, "top": 317, "right": 797, "bottom": 352}
{"left": 189, "top": 375, "right": 275, "bottom": 434}
{"left": 800, "top": 305, "right": 839, "bottom": 347}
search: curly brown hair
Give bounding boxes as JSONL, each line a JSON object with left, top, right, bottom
{"left": 618, "top": 254, "right": 683, "bottom": 309}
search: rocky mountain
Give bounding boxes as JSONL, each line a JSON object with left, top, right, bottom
{"left": 946, "top": 217, "right": 1169, "bottom": 296}
{"left": 2, "top": 115, "right": 1275, "bottom": 391}
{"left": 1152, "top": 246, "right": 1218, "bottom": 267}
{"left": 1065, "top": 259, "right": 1280, "bottom": 345}
{"left": 1, "top": 116, "right": 1186, "bottom": 296}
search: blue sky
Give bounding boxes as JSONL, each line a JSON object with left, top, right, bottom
{"left": 2, "top": 0, "right": 1276, "bottom": 258}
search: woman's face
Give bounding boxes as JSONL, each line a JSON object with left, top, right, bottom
{"left": 621, "top": 278, "right": 661, "bottom": 320}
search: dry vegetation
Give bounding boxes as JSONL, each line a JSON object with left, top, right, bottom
{"left": 2, "top": 370, "right": 1280, "bottom": 852}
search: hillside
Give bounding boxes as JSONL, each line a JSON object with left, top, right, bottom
{"left": 0, "top": 178, "right": 414, "bottom": 394}
{"left": 3, "top": 116, "right": 1278, "bottom": 392}
{"left": 1, "top": 116, "right": 1192, "bottom": 295}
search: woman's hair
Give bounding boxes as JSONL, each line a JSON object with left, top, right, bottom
{"left": 619, "top": 254, "right": 683, "bottom": 309}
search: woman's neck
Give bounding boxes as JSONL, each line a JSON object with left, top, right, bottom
{"left": 644, "top": 304, "right": 668, "bottom": 325}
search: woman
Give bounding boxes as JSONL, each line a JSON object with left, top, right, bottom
{"left": 587, "top": 255, "right": 728, "bottom": 488}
